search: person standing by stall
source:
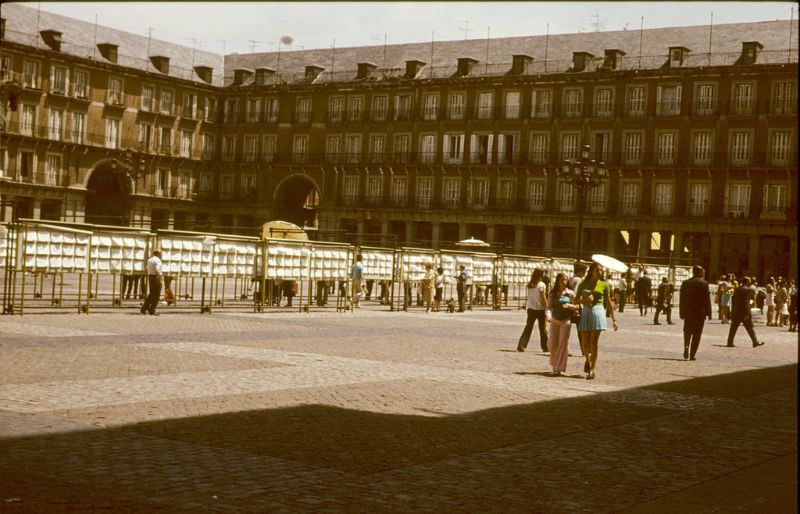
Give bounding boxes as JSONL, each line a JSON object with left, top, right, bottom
{"left": 422, "top": 262, "right": 436, "bottom": 313}
{"left": 456, "top": 265, "right": 469, "bottom": 312}
{"left": 351, "top": 254, "right": 364, "bottom": 309}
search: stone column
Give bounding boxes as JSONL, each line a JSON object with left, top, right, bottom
{"left": 747, "top": 234, "right": 760, "bottom": 279}
{"left": 485, "top": 224, "right": 495, "bottom": 246}
{"left": 167, "top": 210, "right": 176, "bottom": 230}
{"left": 514, "top": 225, "right": 524, "bottom": 254}
{"left": 356, "top": 219, "right": 365, "bottom": 245}
{"left": 380, "top": 220, "right": 390, "bottom": 247}
{"left": 638, "top": 230, "right": 650, "bottom": 259}
{"left": 672, "top": 231, "right": 685, "bottom": 264}
{"left": 404, "top": 222, "right": 415, "bottom": 246}
{"left": 32, "top": 198, "right": 42, "bottom": 220}
{"left": 709, "top": 232, "right": 722, "bottom": 279}
{"left": 431, "top": 221, "right": 441, "bottom": 250}
{"left": 606, "top": 228, "right": 617, "bottom": 256}
{"left": 543, "top": 226, "right": 553, "bottom": 256}
{"left": 458, "top": 222, "right": 468, "bottom": 241}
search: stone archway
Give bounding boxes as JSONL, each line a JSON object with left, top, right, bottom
{"left": 85, "top": 161, "right": 129, "bottom": 226}
{"left": 273, "top": 174, "right": 320, "bottom": 230}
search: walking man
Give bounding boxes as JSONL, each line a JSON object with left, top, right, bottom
{"left": 636, "top": 270, "right": 653, "bottom": 316}
{"left": 653, "top": 276, "right": 674, "bottom": 325}
{"left": 351, "top": 254, "right": 364, "bottom": 309}
{"left": 726, "top": 276, "right": 765, "bottom": 348}
{"left": 141, "top": 250, "right": 163, "bottom": 315}
{"left": 679, "top": 265, "right": 712, "bottom": 360}
{"left": 456, "top": 265, "right": 469, "bottom": 312}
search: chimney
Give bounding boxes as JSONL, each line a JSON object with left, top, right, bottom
{"left": 356, "top": 62, "right": 377, "bottom": 79}
{"left": 40, "top": 29, "right": 62, "bottom": 51}
{"left": 456, "top": 57, "right": 478, "bottom": 77}
{"left": 194, "top": 65, "right": 213, "bottom": 84}
{"left": 305, "top": 65, "right": 325, "bottom": 82}
{"left": 510, "top": 54, "right": 533, "bottom": 75}
{"left": 668, "top": 46, "right": 690, "bottom": 67}
{"left": 737, "top": 41, "right": 763, "bottom": 65}
{"left": 150, "top": 55, "right": 170, "bottom": 74}
{"left": 232, "top": 68, "right": 253, "bottom": 86}
{"left": 97, "top": 43, "right": 118, "bottom": 63}
{"left": 404, "top": 59, "right": 426, "bottom": 79}
{"left": 255, "top": 67, "right": 275, "bottom": 85}
{"left": 570, "top": 52, "right": 594, "bottom": 72}
{"left": 603, "top": 49, "right": 625, "bottom": 70}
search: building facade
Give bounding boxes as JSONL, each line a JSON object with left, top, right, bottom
{"left": 1, "top": 4, "right": 797, "bottom": 280}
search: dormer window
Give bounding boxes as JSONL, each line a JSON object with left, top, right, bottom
{"left": 668, "top": 46, "right": 690, "bottom": 68}
{"left": 570, "top": 52, "right": 594, "bottom": 72}
{"left": 40, "top": 30, "right": 62, "bottom": 52}
{"left": 254, "top": 67, "right": 274, "bottom": 85}
{"left": 97, "top": 43, "right": 118, "bottom": 63}
{"left": 305, "top": 65, "right": 325, "bottom": 82}
{"left": 737, "top": 41, "right": 763, "bottom": 65}
{"left": 356, "top": 62, "right": 376, "bottom": 80}
{"left": 194, "top": 65, "right": 213, "bottom": 84}
{"left": 232, "top": 69, "right": 253, "bottom": 86}
{"left": 150, "top": 56, "right": 170, "bottom": 74}
{"left": 456, "top": 57, "right": 478, "bottom": 77}
{"left": 404, "top": 60, "right": 425, "bottom": 79}
{"left": 603, "top": 49, "right": 625, "bottom": 70}
{"left": 511, "top": 54, "right": 532, "bottom": 75}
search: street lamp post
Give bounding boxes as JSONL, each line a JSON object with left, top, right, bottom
{"left": 560, "top": 144, "right": 608, "bottom": 262}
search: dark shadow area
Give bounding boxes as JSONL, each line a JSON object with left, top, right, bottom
{"left": 0, "top": 364, "right": 796, "bottom": 512}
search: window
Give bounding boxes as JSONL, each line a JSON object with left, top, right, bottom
{"left": 347, "top": 96, "right": 363, "bottom": 121}
{"left": 420, "top": 134, "right": 436, "bottom": 164}
{"left": 201, "top": 133, "right": 215, "bottom": 160}
{"left": 692, "top": 131, "right": 713, "bottom": 164}
{"left": 296, "top": 97, "right": 311, "bottom": 122}
{"left": 497, "top": 179, "right": 515, "bottom": 207}
{"left": 620, "top": 182, "right": 640, "bottom": 215}
{"left": 48, "top": 109, "right": 63, "bottom": 141}
{"left": 293, "top": 134, "right": 309, "bottom": 163}
{"left": 656, "top": 84, "right": 682, "bottom": 115}
{"left": 331, "top": 93, "right": 344, "bottom": 122}
{"left": 593, "top": 87, "right": 613, "bottom": 117}
{"left": 141, "top": 85, "right": 155, "bottom": 111}
{"left": 477, "top": 92, "right": 494, "bottom": 119}
{"left": 592, "top": 132, "right": 612, "bottom": 163}
{"left": 22, "top": 60, "right": 40, "bottom": 88}
{"left": 626, "top": 85, "right": 646, "bottom": 116}
{"left": 71, "top": 112, "right": 85, "bottom": 144}
{"left": 177, "top": 172, "right": 192, "bottom": 198}
{"left": 180, "top": 93, "right": 198, "bottom": 119}
{"left": 726, "top": 183, "right": 750, "bottom": 217}
{"left": 656, "top": 132, "right": 678, "bottom": 165}
{"left": 422, "top": 93, "right": 439, "bottom": 121}
{"left": 219, "top": 175, "right": 233, "bottom": 199}
{"left": 154, "top": 168, "right": 171, "bottom": 196}
{"left": 45, "top": 153, "right": 62, "bottom": 186}
{"left": 160, "top": 88, "right": 173, "bottom": 114}
{"left": 563, "top": 88, "right": 582, "bottom": 118}
{"left": 203, "top": 97, "right": 218, "bottom": 122}
{"left": 694, "top": 83, "right": 717, "bottom": 115}
{"left": 371, "top": 95, "right": 388, "bottom": 121}
{"left": 394, "top": 94, "right": 412, "bottom": 121}
{"left": 326, "top": 135, "right": 342, "bottom": 163}
{"left": 529, "top": 133, "right": 549, "bottom": 164}
{"left": 587, "top": 183, "right": 607, "bottom": 213}
{"left": 105, "top": 118, "right": 120, "bottom": 149}
{"left": 530, "top": 89, "right": 552, "bottom": 118}
{"left": 393, "top": 134, "right": 411, "bottom": 163}
{"left": 731, "top": 82, "right": 754, "bottom": 115}
{"left": 560, "top": 133, "right": 579, "bottom": 161}
{"left": 108, "top": 77, "right": 124, "bottom": 105}
{"left": 0, "top": 56, "right": 11, "bottom": 82}
{"left": 527, "top": 179, "right": 545, "bottom": 211}
{"left": 198, "top": 173, "right": 212, "bottom": 195}
{"left": 762, "top": 184, "right": 788, "bottom": 214}
{"left": 772, "top": 80, "right": 796, "bottom": 114}
{"left": 653, "top": 182, "right": 673, "bottom": 216}
{"left": 264, "top": 97, "right": 279, "bottom": 122}
{"left": 558, "top": 180, "right": 576, "bottom": 212}
{"left": 688, "top": 182, "right": 709, "bottom": 216}
{"left": 729, "top": 131, "right": 752, "bottom": 165}
{"left": 345, "top": 134, "right": 361, "bottom": 163}
{"left": 180, "top": 130, "right": 193, "bottom": 158}
{"left": 442, "top": 177, "right": 461, "bottom": 208}
{"left": 448, "top": 92, "right": 466, "bottom": 120}
{"left": 769, "top": 131, "right": 792, "bottom": 166}
{"left": 417, "top": 177, "right": 433, "bottom": 208}
{"left": 245, "top": 97, "right": 261, "bottom": 123}
{"left": 623, "top": 133, "right": 643, "bottom": 164}
{"left": 261, "top": 135, "right": 276, "bottom": 162}
{"left": 343, "top": 175, "right": 359, "bottom": 205}
{"left": 240, "top": 174, "right": 257, "bottom": 196}
{"left": 504, "top": 91, "right": 521, "bottom": 119}
{"left": 442, "top": 134, "right": 465, "bottom": 164}
{"left": 470, "top": 134, "right": 494, "bottom": 164}
{"left": 243, "top": 135, "right": 258, "bottom": 161}
{"left": 49, "top": 65, "right": 69, "bottom": 95}
{"left": 18, "top": 150, "right": 35, "bottom": 182}
{"left": 368, "top": 134, "right": 386, "bottom": 163}
{"left": 390, "top": 176, "right": 408, "bottom": 206}
{"left": 224, "top": 98, "right": 239, "bottom": 122}
{"left": 158, "top": 126, "right": 173, "bottom": 154}
{"left": 73, "top": 69, "right": 89, "bottom": 98}
{"left": 497, "top": 133, "right": 519, "bottom": 164}
{"left": 20, "top": 104, "right": 36, "bottom": 136}
{"left": 366, "top": 175, "right": 383, "bottom": 204}
{"left": 222, "top": 135, "right": 236, "bottom": 161}
{"left": 467, "top": 178, "right": 489, "bottom": 208}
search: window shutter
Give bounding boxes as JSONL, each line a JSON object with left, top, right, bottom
{"left": 487, "top": 135, "right": 494, "bottom": 164}
{"left": 497, "top": 134, "right": 506, "bottom": 163}
{"left": 442, "top": 134, "right": 451, "bottom": 159}
{"left": 675, "top": 85, "right": 682, "bottom": 111}
{"left": 470, "top": 134, "right": 479, "bottom": 163}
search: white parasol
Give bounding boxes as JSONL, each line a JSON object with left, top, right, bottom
{"left": 591, "top": 254, "right": 629, "bottom": 273}
{"left": 261, "top": 220, "right": 309, "bottom": 241}
{"left": 455, "top": 236, "right": 490, "bottom": 247}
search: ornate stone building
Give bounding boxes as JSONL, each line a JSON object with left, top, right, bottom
{"left": 1, "top": 4, "right": 797, "bottom": 279}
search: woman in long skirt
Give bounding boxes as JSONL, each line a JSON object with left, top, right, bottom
{"left": 547, "top": 273, "right": 578, "bottom": 376}
{"left": 576, "top": 262, "right": 618, "bottom": 379}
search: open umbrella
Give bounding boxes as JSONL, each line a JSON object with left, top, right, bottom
{"left": 591, "top": 254, "right": 629, "bottom": 273}
{"left": 261, "top": 220, "right": 308, "bottom": 241}
{"left": 455, "top": 236, "right": 490, "bottom": 248}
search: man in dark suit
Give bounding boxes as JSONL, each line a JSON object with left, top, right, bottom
{"left": 727, "top": 276, "right": 765, "bottom": 348}
{"left": 636, "top": 270, "right": 653, "bottom": 316}
{"left": 653, "top": 276, "right": 674, "bottom": 325}
{"left": 679, "top": 265, "right": 712, "bottom": 360}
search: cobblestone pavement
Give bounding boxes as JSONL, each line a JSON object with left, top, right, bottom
{"left": 0, "top": 305, "right": 796, "bottom": 513}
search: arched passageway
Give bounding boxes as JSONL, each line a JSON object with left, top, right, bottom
{"left": 273, "top": 175, "right": 320, "bottom": 230}
{"left": 85, "top": 162, "right": 128, "bottom": 226}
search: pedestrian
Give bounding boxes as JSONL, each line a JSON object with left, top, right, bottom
{"left": 433, "top": 266, "right": 445, "bottom": 312}
{"left": 569, "top": 262, "right": 588, "bottom": 355}
{"left": 456, "top": 265, "right": 469, "bottom": 312}
{"left": 726, "top": 276, "right": 765, "bottom": 348}
{"left": 616, "top": 275, "right": 627, "bottom": 313}
{"left": 576, "top": 262, "right": 618, "bottom": 379}
{"left": 653, "top": 276, "right": 674, "bottom": 325}
{"left": 351, "top": 254, "right": 364, "bottom": 309}
{"left": 679, "top": 265, "right": 713, "bottom": 360}
{"left": 140, "top": 250, "right": 163, "bottom": 315}
{"left": 765, "top": 277, "right": 776, "bottom": 325}
{"left": 788, "top": 286, "right": 798, "bottom": 332}
{"left": 719, "top": 274, "right": 734, "bottom": 324}
{"left": 774, "top": 279, "right": 789, "bottom": 327}
{"left": 546, "top": 272, "right": 578, "bottom": 376}
{"left": 422, "top": 262, "right": 436, "bottom": 312}
{"left": 517, "top": 268, "right": 548, "bottom": 352}
{"left": 635, "top": 270, "right": 653, "bottom": 316}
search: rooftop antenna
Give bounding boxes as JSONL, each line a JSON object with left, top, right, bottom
{"left": 707, "top": 12, "right": 714, "bottom": 65}
{"left": 35, "top": 2, "right": 41, "bottom": 46}
{"left": 276, "top": 35, "right": 293, "bottom": 79}
{"left": 458, "top": 20, "right": 470, "bottom": 40}
{"left": 638, "top": 16, "right": 644, "bottom": 68}
{"left": 430, "top": 30, "right": 435, "bottom": 78}
{"left": 93, "top": 13, "right": 98, "bottom": 59}
{"left": 248, "top": 40, "right": 262, "bottom": 53}
{"left": 383, "top": 33, "right": 388, "bottom": 72}
{"left": 789, "top": 5, "right": 795, "bottom": 63}
{"left": 146, "top": 27, "right": 154, "bottom": 57}
{"left": 485, "top": 26, "right": 490, "bottom": 74}
{"left": 544, "top": 23, "right": 550, "bottom": 72}
{"left": 217, "top": 39, "right": 231, "bottom": 54}
{"left": 331, "top": 37, "right": 336, "bottom": 77}
{"left": 590, "top": 14, "right": 607, "bottom": 32}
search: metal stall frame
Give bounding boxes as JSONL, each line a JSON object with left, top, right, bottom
{"left": 155, "top": 229, "right": 218, "bottom": 313}
{"left": 396, "top": 247, "right": 437, "bottom": 311}
{"left": 499, "top": 254, "right": 550, "bottom": 310}
{"left": 262, "top": 237, "right": 313, "bottom": 313}
{"left": 356, "top": 245, "right": 397, "bottom": 311}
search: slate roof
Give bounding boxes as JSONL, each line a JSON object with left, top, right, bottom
{"left": 2, "top": 2, "right": 225, "bottom": 87}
